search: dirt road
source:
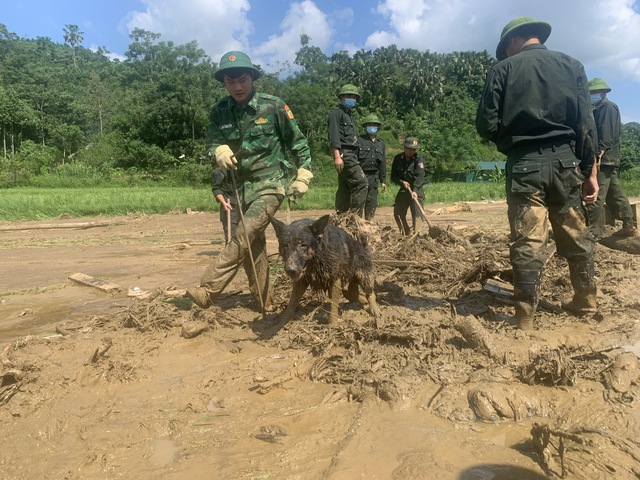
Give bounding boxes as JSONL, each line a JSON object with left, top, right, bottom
{"left": 1, "top": 201, "right": 639, "bottom": 479}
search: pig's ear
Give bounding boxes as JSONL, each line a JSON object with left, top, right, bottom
{"left": 269, "top": 215, "right": 286, "bottom": 240}
{"left": 310, "top": 215, "right": 330, "bottom": 238}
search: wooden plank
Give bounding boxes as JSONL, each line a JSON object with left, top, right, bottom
{"left": 68, "top": 273, "right": 122, "bottom": 293}
{"left": 0, "top": 221, "right": 124, "bottom": 232}
{"left": 483, "top": 278, "right": 563, "bottom": 313}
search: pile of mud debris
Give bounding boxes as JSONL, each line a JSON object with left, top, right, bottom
{"left": 2, "top": 207, "right": 640, "bottom": 478}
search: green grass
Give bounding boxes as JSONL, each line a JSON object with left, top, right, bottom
{"left": 1, "top": 179, "right": 638, "bottom": 221}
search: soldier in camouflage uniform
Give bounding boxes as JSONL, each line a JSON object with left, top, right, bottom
{"left": 476, "top": 17, "right": 599, "bottom": 330}
{"left": 187, "top": 51, "right": 313, "bottom": 311}
{"left": 328, "top": 84, "right": 368, "bottom": 215}
{"left": 585, "top": 78, "right": 637, "bottom": 238}
{"left": 358, "top": 114, "right": 387, "bottom": 220}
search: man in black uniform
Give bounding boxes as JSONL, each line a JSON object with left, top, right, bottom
{"left": 586, "top": 78, "right": 637, "bottom": 238}
{"left": 476, "top": 17, "right": 599, "bottom": 331}
{"left": 328, "top": 84, "right": 368, "bottom": 215}
{"left": 358, "top": 114, "right": 387, "bottom": 220}
{"left": 391, "top": 137, "right": 425, "bottom": 235}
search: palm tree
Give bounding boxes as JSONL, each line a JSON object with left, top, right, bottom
{"left": 63, "top": 24, "right": 84, "bottom": 67}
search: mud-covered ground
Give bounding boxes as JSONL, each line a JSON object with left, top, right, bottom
{"left": 1, "top": 201, "right": 640, "bottom": 480}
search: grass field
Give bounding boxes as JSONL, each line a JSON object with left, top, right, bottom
{"left": 1, "top": 179, "right": 638, "bottom": 221}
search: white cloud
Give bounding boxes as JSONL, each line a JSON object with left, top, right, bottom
{"left": 251, "top": 1, "right": 333, "bottom": 73}
{"left": 124, "top": 0, "right": 252, "bottom": 63}
{"left": 369, "top": 0, "right": 640, "bottom": 82}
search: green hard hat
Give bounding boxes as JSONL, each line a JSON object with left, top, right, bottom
{"left": 496, "top": 17, "right": 551, "bottom": 61}
{"left": 589, "top": 78, "right": 611, "bottom": 93}
{"left": 337, "top": 84, "right": 360, "bottom": 99}
{"left": 361, "top": 114, "right": 382, "bottom": 126}
{"left": 215, "top": 51, "right": 261, "bottom": 82}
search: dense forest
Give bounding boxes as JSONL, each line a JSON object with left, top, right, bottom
{"left": 1, "top": 23, "right": 639, "bottom": 187}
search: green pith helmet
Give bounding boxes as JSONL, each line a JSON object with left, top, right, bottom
{"left": 496, "top": 17, "right": 552, "bottom": 61}
{"left": 214, "top": 51, "right": 261, "bottom": 82}
{"left": 361, "top": 114, "right": 382, "bottom": 126}
{"left": 337, "top": 84, "right": 360, "bottom": 99}
{"left": 403, "top": 137, "right": 420, "bottom": 149}
{"left": 589, "top": 77, "right": 611, "bottom": 93}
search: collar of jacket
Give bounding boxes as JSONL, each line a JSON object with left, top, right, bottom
{"left": 228, "top": 90, "right": 258, "bottom": 112}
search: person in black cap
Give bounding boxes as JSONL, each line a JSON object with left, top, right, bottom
{"left": 476, "top": 17, "right": 599, "bottom": 330}
{"left": 391, "top": 137, "right": 425, "bottom": 235}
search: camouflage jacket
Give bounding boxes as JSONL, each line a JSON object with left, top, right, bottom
{"left": 206, "top": 91, "right": 311, "bottom": 204}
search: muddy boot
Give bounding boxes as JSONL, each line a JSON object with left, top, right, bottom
{"left": 511, "top": 269, "right": 540, "bottom": 331}
{"left": 186, "top": 286, "right": 216, "bottom": 309}
{"left": 614, "top": 225, "right": 638, "bottom": 237}
{"left": 562, "top": 259, "right": 597, "bottom": 315}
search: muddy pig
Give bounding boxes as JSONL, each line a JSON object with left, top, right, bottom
{"left": 270, "top": 214, "right": 382, "bottom": 324}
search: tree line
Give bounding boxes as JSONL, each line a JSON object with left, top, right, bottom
{"left": 1, "top": 24, "right": 639, "bottom": 187}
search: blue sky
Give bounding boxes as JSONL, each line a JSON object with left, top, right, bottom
{"left": 4, "top": 0, "right": 640, "bottom": 124}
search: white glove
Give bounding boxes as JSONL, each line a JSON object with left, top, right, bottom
{"left": 287, "top": 168, "right": 313, "bottom": 199}
{"left": 215, "top": 145, "right": 237, "bottom": 170}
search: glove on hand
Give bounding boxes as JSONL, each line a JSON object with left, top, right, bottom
{"left": 287, "top": 168, "right": 314, "bottom": 199}
{"left": 215, "top": 145, "right": 237, "bottom": 170}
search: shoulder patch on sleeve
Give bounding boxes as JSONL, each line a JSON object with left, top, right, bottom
{"left": 284, "top": 104, "right": 295, "bottom": 120}
{"left": 258, "top": 92, "right": 278, "bottom": 102}
{"left": 417, "top": 162, "right": 424, "bottom": 170}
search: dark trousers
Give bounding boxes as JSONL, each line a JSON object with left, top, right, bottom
{"left": 585, "top": 164, "right": 635, "bottom": 234}
{"left": 364, "top": 173, "right": 380, "bottom": 220}
{"left": 335, "top": 150, "right": 368, "bottom": 215}
{"left": 506, "top": 143, "right": 594, "bottom": 271}
{"left": 394, "top": 189, "right": 424, "bottom": 235}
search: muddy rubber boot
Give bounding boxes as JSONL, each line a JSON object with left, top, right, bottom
{"left": 562, "top": 259, "right": 597, "bottom": 315}
{"left": 186, "top": 286, "right": 214, "bottom": 309}
{"left": 512, "top": 269, "right": 540, "bottom": 331}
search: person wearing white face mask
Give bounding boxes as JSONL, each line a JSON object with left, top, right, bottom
{"left": 357, "top": 114, "right": 387, "bottom": 220}
{"left": 328, "top": 84, "right": 368, "bottom": 215}
{"left": 586, "top": 77, "right": 637, "bottom": 237}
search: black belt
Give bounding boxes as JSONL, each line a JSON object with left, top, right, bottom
{"left": 510, "top": 139, "right": 571, "bottom": 155}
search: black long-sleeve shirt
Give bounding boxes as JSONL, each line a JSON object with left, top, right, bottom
{"left": 358, "top": 134, "right": 386, "bottom": 183}
{"left": 391, "top": 152, "right": 425, "bottom": 192}
{"left": 327, "top": 105, "right": 358, "bottom": 150}
{"left": 593, "top": 98, "right": 621, "bottom": 166}
{"left": 476, "top": 44, "right": 597, "bottom": 175}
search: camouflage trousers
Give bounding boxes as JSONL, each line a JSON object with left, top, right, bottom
{"left": 335, "top": 150, "right": 368, "bottom": 215}
{"left": 201, "top": 194, "right": 283, "bottom": 308}
{"left": 585, "top": 164, "right": 635, "bottom": 235}
{"left": 506, "top": 143, "right": 595, "bottom": 271}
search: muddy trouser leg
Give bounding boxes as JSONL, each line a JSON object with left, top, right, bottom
{"left": 335, "top": 171, "right": 350, "bottom": 213}
{"left": 409, "top": 191, "right": 424, "bottom": 233}
{"left": 243, "top": 231, "right": 272, "bottom": 309}
{"left": 604, "top": 165, "right": 635, "bottom": 228}
{"left": 342, "top": 151, "right": 368, "bottom": 215}
{"left": 584, "top": 168, "right": 609, "bottom": 238}
{"left": 539, "top": 148, "right": 597, "bottom": 314}
{"left": 393, "top": 191, "right": 411, "bottom": 235}
{"left": 363, "top": 174, "right": 378, "bottom": 220}
{"left": 200, "top": 195, "right": 283, "bottom": 303}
